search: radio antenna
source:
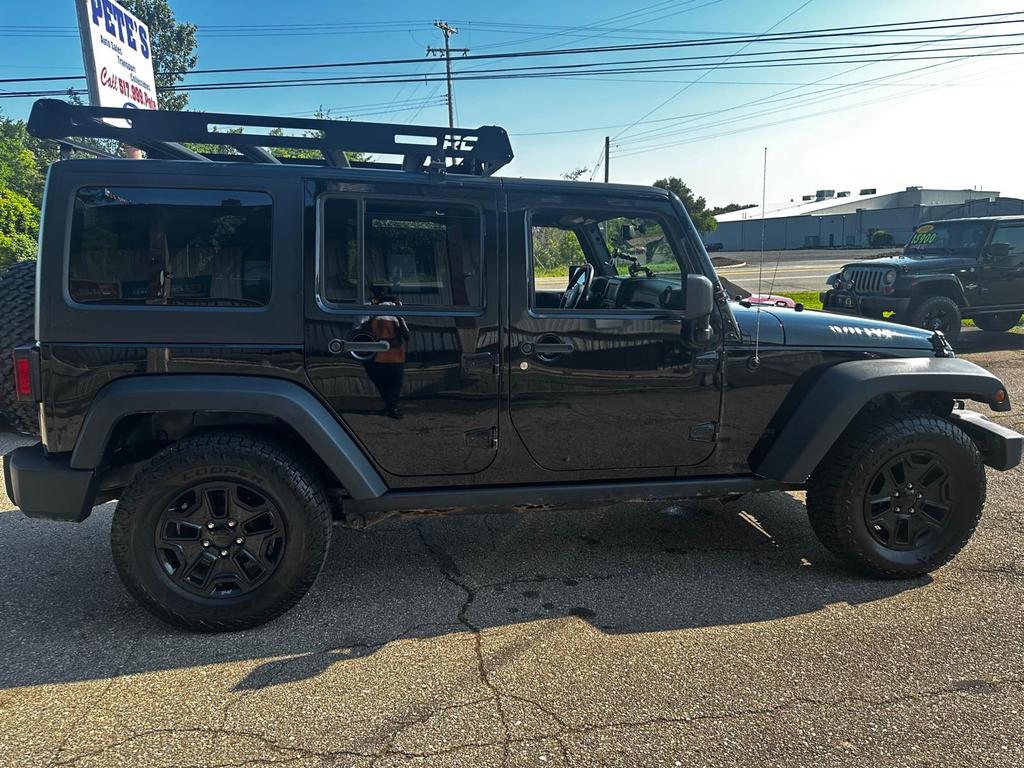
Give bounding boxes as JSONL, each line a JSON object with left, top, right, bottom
{"left": 753, "top": 146, "right": 768, "bottom": 369}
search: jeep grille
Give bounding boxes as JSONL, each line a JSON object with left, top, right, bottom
{"left": 847, "top": 267, "right": 886, "bottom": 294}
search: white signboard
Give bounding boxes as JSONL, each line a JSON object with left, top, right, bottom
{"left": 76, "top": 0, "right": 159, "bottom": 112}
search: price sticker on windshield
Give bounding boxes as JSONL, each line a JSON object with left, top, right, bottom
{"left": 911, "top": 224, "right": 937, "bottom": 245}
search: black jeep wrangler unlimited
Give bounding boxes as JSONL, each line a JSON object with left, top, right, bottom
{"left": 822, "top": 216, "right": 1024, "bottom": 341}
{"left": 3, "top": 101, "right": 1022, "bottom": 632}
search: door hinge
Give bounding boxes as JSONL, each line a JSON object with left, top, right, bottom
{"left": 689, "top": 421, "right": 719, "bottom": 443}
{"left": 465, "top": 426, "right": 499, "bottom": 450}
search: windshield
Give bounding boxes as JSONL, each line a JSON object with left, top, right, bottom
{"left": 904, "top": 221, "right": 989, "bottom": 257}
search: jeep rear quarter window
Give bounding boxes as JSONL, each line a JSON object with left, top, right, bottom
{"left": 68, "top": 187, "right": 273, "bottom": 306}
{"left": 320, "top": 198, "right": 482, "bottom": 309}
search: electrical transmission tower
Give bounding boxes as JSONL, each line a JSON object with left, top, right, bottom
{"left": 426, "top": 20, "right": 469, "bottom": 133}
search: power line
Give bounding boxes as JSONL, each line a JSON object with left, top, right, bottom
{"left": 611, "top": 56, "right": 1015, "bottom": 158}
{"left": 4, "top": 11, "right": 1022, "bottom": 85}
{"left": 611, "top": 0, "right": 817, "bottom": 143}
{"left": 614, "top": 8, "right": 1019, "bottom": 152}
{"left": 6, "top": 44, "right": 1024, "bottom": 101}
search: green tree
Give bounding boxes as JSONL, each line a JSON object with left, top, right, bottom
{"left": 710, "top": 202, "right": 756, "bottom": 216}
{"left": 0, "top": 115, "right": 57, "bottom": 206}
{"left": 653, "top": 177, "right": 717, "bottom": 233}
{"left": 531, "top": 227, "right": 585, "bottom": 275}
{"left": 186, "top": 120, "right": 369, "bottom": 164}
{"left": 120, "top": 0, "right": 198, "bottom": 111}
{"left": 0, "top": 188, "right": 40, "bottom": 270}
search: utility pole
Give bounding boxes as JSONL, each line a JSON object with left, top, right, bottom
{"left": 604, "top": 136, "right": 610, "bottom": 183}
{"left": 427, "top": 21, "right": 469, "bottom": 134}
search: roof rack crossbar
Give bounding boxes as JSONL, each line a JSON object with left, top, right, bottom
{"left": 27, "top": 99, "right": 513, "bottom": 176}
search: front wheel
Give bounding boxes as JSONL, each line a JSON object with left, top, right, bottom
{"left": 806, "top": 410, "right": 984, "bottom": 578}
{"left": 906, "top": 295, "right": 962, "bottom": 342}
{"left": 111, "top": 431, "right": 332, "bottom": 632}
{"left": 974, "top": 312, "right": 1022, "bottom": 332}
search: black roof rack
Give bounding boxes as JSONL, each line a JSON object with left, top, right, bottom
{"left": 26, "top": 99, "right": 514, "bottom": 177}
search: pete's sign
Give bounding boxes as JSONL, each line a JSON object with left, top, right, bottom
{"left": 76, "top": 0, "right": 159, "bottom": 112}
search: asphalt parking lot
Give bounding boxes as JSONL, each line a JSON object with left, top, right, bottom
{"left": 1, "top": 329, "right": 1022, "bottom": 768}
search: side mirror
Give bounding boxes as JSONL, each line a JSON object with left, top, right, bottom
{"left": 685, "top": 274, "right": 715, "bottom": 320}
{"left": 987, "top": 242, "right": 1010, "bottom": 262}
{"left": 686, "top": 274, "right": 715, "bottom": 344}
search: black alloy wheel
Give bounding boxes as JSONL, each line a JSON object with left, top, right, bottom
{"left": 907, "top": 295, "right": 961, "bottom": 343}
{"left": 862, "top": 450, "right": 952, "bottom": 551}
{"left": 155, "top": 482, "right": 287, "bottom": 599}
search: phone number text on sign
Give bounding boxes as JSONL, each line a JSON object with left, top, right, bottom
{"left": 99, "top": 66, "right": 157, "bottom": 109}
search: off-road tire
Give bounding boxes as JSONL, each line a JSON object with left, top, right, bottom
{"left": 111, "top": 431, "right": 332, "bottom": 632}
{"left": 806, "top": 410, "right": 984, "bottom": 578}
{"left": 906, "top": 295, "right": 962, "bottom": 343}
{"left": 0, "top": 259, "right": 39, "bottom": 435}
{"left": 974, "top": 312, "right": 1022, "bottom": 333}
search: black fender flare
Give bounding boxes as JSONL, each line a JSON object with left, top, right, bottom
{"left": 70, "top": 375, "right": 387, "bottom": 499}
{"left": 907, "top": 274, "right": 968, "bottom": 305}
{"left": 755, "top": 357, "right": 1010, "bottom": 483}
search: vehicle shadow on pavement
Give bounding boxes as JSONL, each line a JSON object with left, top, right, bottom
{"left": 0, "top": 490, "right": 929, "bottom": 692}
{"left": 955, "top": 329, "right": 1024, "bottom": 355}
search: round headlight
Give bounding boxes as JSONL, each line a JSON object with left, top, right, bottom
{"left": 883, "top": 269, "right": 897, "bottom": 285}
{"left": 840, "top": 267, "right": 851, "bottom": 280}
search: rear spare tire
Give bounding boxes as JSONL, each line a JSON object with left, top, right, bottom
{"left": 0, "top": 259, "right": 38, "bottom": 436}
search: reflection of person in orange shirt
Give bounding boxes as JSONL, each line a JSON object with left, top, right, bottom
{"left": 361, "top": 296, "right": 410, "bottom": 419}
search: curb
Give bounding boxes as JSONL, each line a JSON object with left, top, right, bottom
{"left": 713, "top": 261, "right": 746, "bottom": 270}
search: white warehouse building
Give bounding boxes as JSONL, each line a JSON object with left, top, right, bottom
{"left": 710, "top": 186, "right": 1024, "bottom": 251}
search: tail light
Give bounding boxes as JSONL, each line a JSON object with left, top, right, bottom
{"left": 12, "top": 346, "right": 37, "bottom": 402}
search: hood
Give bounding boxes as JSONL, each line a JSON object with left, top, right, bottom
{"left": 730, "top": 302, "right": 785, "bottom": 344}
{"left": 730, "top": 302, "right": 938, "bottom": 352}
{"left": 843, "top": 254, "right": 974, "bottom": 273}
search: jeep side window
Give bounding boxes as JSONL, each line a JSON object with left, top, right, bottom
{"left": 529, "top": 209, "right": 686, "bottom": 310}
{"left": 68, "top": 187, "right": 272, "bottom": 307}
{"left": 989, "top": 225, "right": 1024, "bottom": 266}
{"left": 321, "top": 198, "right": 482, "bottom": 308}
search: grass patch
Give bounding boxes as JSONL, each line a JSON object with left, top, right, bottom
{"left": 778, "top": 291, "right": 823, "bottom": 310}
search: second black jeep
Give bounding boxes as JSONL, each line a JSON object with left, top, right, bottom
{"left": 3, "top": 101, "right": 1022, "bottom": 632}
{"left": 822, "top": 216, "right": 1024, "bottom": 341}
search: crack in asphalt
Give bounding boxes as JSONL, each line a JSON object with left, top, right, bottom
{"left": 412, "top": 522, "right": 515, "bottom": 766}
{"left": 48, "top": 611, "right": 143, "bottom": 765}
{"left": 48, "top": 676, "right": 1024, "bottom": 768}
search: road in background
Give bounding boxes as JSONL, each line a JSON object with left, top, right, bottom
{"left": 536, "top": 248, "right": 896, "bottom": 295}
{"left": 716, "top": 248, "right": 894, "bottom": 294}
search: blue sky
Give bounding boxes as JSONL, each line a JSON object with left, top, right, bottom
{"left": 3, "top": 1, "right": 1023, "bottom": 206}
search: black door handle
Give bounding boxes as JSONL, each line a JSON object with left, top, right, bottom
{"left": 520, "top": 340, "right": 574, "bottom": 356}
{"left": 328, "top": 338, "right": 391, "bottom": 355}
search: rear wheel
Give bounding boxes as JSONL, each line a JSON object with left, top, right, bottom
{"left": 806, "top": 410, "right": 984, "bottom": 578}
{"left": 111, "top": 431, "right": 332, "bottom": 632}
{"left": 0, "top": 259, "right": 39, "bottom": 436}
{"left": 906, "top": 295, "right": 961, "bottom": 342}
{"left": 973, "top": 312, "right": 1022, "bottom": 332}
